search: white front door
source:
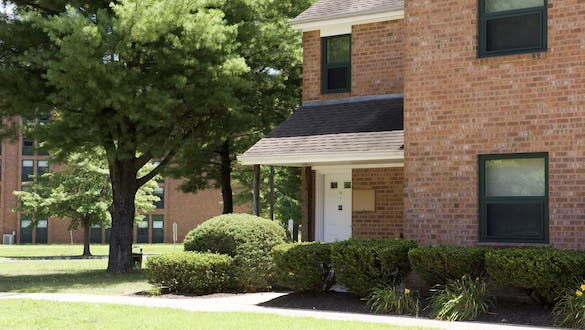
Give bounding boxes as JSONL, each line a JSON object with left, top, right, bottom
{"left": 323, "top": 172, "right": 352, "bottom": 242}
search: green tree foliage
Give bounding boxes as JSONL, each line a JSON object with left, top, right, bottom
{"left": 168, "top": 0, "right": 314, "bottom": 214}
{"left": 234, "top": 166, "right": 301, "bottom": 233}
{"left": 0, "top": 0, "right": 249, "bottom": 272}
{"left": 13, "top": 151, "right": 159, "bottom": 256}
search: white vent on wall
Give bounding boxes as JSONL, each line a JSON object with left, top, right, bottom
{"left": 3, "top": 234, "right": 14, "bottom": 245}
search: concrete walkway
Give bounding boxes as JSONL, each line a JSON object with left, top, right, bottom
{"left": 0, "top": 292, "right": 556, "bottom": 330}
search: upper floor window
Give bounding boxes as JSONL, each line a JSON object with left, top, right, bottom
{"left": 478, "top": 0, "right": 547, "bottom": 58}
{"left": 322, "top": 34, "right": 351, "bottom": 93}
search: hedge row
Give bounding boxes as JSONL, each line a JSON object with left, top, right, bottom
{"left": 273, "top": 238, "right": 416, "bottom": 297}
{"left": 147, "top": 252, "right": 233, "bottom": 294}
{"left": 274, "top": 241, "right": 585, "bottom": 303}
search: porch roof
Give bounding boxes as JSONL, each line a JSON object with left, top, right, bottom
{"left": 239, "top": 95, "right": 404, "bottom": 167}
{"left": 290, "top": 0, "right": 404, "bottom": 26}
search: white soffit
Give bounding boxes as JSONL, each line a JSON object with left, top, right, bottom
{"left": 291, "top": 10, "right": 405, "bottom": 37}
{"left": 238, "top": 150, "right": 404, "bottom": 167}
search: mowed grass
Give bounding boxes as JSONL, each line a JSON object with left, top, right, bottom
{"left": 0, "top": 258, "right": 154, "bottom": 294}
{"left": 0, "top": 243, "right": 182, "bottom": 258}
{"left": 0, "top": 300, "right": 436, "bottom": 330}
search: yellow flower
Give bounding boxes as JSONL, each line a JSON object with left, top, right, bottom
{"left": 580, "top": 284, "right": 585, "bottom": 291}
{"left": 404, "top": 288, "right": 411, "bottom": 295}
{"left": 576, "top": 290, "right": 583, "bottom": 297}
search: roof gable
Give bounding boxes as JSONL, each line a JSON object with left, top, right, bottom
{"left": 291, "top": 0, "right": 404, "bottom": 25}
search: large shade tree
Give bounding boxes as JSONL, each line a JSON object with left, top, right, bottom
{"left": 167, "top": 0, "right": 313, "bottom": 214}
{"left": 0, "top": 0, "right": 248, "bottom": 272}
{"left": 14, "top": 151, "right": 159, "bottom": 257}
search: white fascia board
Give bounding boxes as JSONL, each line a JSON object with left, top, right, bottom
{"left": 238, "top": 150, "right": 404, "bottom": 167}
{"left": 291, "top": 10, "right": 404, "bottom": 36}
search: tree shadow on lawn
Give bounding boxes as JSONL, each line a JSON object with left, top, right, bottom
{"left": 0, "top": 270, "right": 150, "bottom": 293}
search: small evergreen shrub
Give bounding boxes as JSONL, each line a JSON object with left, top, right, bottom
{"left": 183, "top": 214, "right": 287, "bottom": 291}
{"left": 485, "top": 248, "right": 585, "bottom": 303}
{"left": 273, "top": 242, "right": 333, "bottom": 292}
{"left": 408, "top": 245, "right": 486, "bottom": 285}
{"left": 429, "top": 276, "right": 494, "bottom": 321}
{"left": 330, "top": 239, "right": 417, "bottom": 297}
{"left": 367, "top": 286, "right": 420, "bottom": 316}
{"left": 553, "top": 281, "right": 585, "bottom": 328}
{"left": 147, "top": 252, "right": 233, "bottom": 294}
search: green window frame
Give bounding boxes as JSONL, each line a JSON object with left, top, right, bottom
{"left": 321, "top": 34, "right": 351, "bottom": 94}
{"left": 478, "top": 0, "right": 547, "bottom": 58}
{"left": 478, "top": 153, "right": 549, "bottom": 243}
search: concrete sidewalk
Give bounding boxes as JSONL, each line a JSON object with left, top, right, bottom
{"left": 0, "top": 292, "right": 556, "bottom": 330}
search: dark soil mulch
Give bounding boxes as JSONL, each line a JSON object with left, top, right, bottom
{"left": 258, "top": 291, "right": 555, "bottom": 328}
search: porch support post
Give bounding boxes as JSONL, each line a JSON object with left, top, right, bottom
{"left": 269, "top": 166, "right": 275, "bottom": 221}
{"left": 302, "top": 166, "right": 313, "bottom": 241}
{"left": 253, "top": 164, "right": 261, "bottom": 216}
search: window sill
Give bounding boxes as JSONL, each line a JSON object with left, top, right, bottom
{"left": 476, "top": 241, "right": 549, "bottom": 248}
{"left": 474, "top": 50, "right": 547, "bottom": 66}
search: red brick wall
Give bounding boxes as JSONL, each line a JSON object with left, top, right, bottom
{"left": 352, "top": 168, "right": 404, "bottom": 238}
{"left": 302, "top": 20, "right": 405, "bottom": 101}
{"left": 403, "top": 0, "right": 585, "bottom": 248}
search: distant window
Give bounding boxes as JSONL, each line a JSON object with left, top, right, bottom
{"left": 479, "top": 153, "right": 548, "bottom": 243}
{"left": 152, "top": 215, "right": 164, "bottom": 244}
{"left": 136, "top": 217, "right": 149, "bottom": 243}
{"left": 20, "top": 215, "right": 33, "bottom": 244}
{"left": 22, "top": 137, "right": 34, "bottom": 156}
{"left": 90, "top": 224, "right": 102, "bottom": 244}
{"left": 22, "top": 160, "right": 34, "bottom": 182}
{"left": 37, "top": 160, "right": 49, "bottom": 177}
{"left": 154, "top": 187, "right": 164, "bottom": 209}
{"left": 322, "top": 34, "right": 351, "bottom": 93}
{"left": 36, "top": 219, "right": 48, "bottom": 244}
{"left": 478, "top": 0, "right": 547, "bottom": 57}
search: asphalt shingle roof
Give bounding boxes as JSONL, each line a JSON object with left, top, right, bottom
{"left": 290, "top": 0, "right": 404, "bottom": 25}
{"left": 267, "top": 96, "right": 403, "bottom": 138}
{"left": 240, "top": 96, "right": 404, "bottom": 165}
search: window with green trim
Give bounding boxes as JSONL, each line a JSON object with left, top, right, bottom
{"left": 478, "top": 0, "right": 547, "bottom": 57}
{"left": 479, "top": 153, "right": 548, "bottom": 243}
{"left": 322, "top": 34, "right": 351, "bottom": 93}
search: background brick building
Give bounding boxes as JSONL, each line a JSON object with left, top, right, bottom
{"left": 0, "top": 119, "right": 229, "bottom": 244}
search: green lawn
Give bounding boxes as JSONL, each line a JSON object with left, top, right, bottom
{"left": 0, "top": 300, "right": 435, "bottom": 330}
{"left": 0, "top": 258, "right": 154, "bottom": 294}
{"left": 0, "top": 243, "right": 182, "bottom": 258}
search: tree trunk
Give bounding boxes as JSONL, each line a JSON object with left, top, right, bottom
{"left": 107, "top": 159, "right": 139, "bottom": 273}
{"left": 219, "top": 139, "right": 233, "bottom": 214}
{"left": 82, "top": 217, "right": 92, "bottom": 257}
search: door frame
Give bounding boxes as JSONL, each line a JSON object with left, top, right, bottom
{"left": 314, "top": 168, "right": 352, "bottom": 242}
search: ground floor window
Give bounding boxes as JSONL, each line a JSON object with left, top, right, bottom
{"left": 90, "top": 224, "right": 102, "bottom": 243}
{"left": 20, "top": 215, "right": 32, "bottom": 244}
{"left": 136, "top": 217, "right": 149, "bottom": 243}
{"left": 152, "top": 215, "right": 164, "bottom": 243}
{"left": 478, "top": 153, "right": 548, "bottom": 243}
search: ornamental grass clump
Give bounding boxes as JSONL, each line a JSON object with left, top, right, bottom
{"left": 367, "top": 286, "right": 420, "bottom": 316}
{"left": 552, "top": 282, "right": 585, "bottom": 328}
{"left": 429, "top": 275, "right": 494, "bottom": 321}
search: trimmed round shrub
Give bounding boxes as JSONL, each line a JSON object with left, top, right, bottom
{"left": 184, "top": 214, "right": 287, "bottom": 291}
{"left": 147, "top": 252, "right": 233, "bottom": 294}
{"left": 408, "top": 245, "right": 487, "bottom": 286}
{"left": 330, "top": 239, "right": 417, "bottom": 297}
{"left": 273, "top": 242, "right": 333, "bottom": 292}
{"left": 485, "top": 247, "right": 585, "bottom": 303}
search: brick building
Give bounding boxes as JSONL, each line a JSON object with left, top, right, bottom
{"left": 241, "top": 0, "right": 585, "bottom": 249}
{"left": 1, "top": 119, "right": 227, "bottom": 244}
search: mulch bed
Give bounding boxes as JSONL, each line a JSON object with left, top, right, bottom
{"left": 257, "top": 291, "right": 555, "bottom": 328}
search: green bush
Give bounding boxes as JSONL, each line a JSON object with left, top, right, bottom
{"left": 273, "top": 242, "right": 333, "bottom": 292}
{"left": 367, "top": 286, "right": 420, "bottom": 316}
{"left": 429, "top": 275, "right": 494, "bottom": 321}
{"left": 330, "top": 239, "right": 417, "bottom": 297}
{"left": 553, "top": 281, "right": 585, "bottom": 328}
{"left": 183, "top": 214, "right": 287, "bottom": 291}
{"left": 485, "top": 248, "right": 585, "bottom": 303}
{"left": 147, "top": 252, "right": 233, "bottom": 294}
{"left": 408, "top": 245, "right": 486, "bottom": 285}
